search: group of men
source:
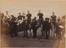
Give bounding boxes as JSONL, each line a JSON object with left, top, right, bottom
{"left": 1, "top": 10, "right": 64, "bottom": 39}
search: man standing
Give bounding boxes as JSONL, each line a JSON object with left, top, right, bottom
{"left": 9, "top": 15, "right": 17, "bottom": 37}
{"left": 37, "top": 10, "right": 44, "bottom": 37}
{"left": 32, "top": 17, "right": 37, "bottom": 38}
{"left": 50, "top": 12, "right": 57, "bottom": 38}
{"left": 17, "top": 12, "right": 24, "bottom": 32}
{"left": 43, "top": 18, "right": 51, "bottom": 39}
{"left": 26, "top": 10, "right": 32, "bottom": 37}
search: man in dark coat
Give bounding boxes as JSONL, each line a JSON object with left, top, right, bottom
{"left": 22, "top": 19, "right": 28, "bottom": 38}
{"left": 43, "top": 18, "right": 51, "bottom": 39}
{"left": 26, "top": 11, "right": 32, "bottom": 37}
{"left": 37, "top": 10, "right": 44, "bottom": 37}
{"left": 32, "top": 17, "right": 37, "bottom": 38}
{"left": 9, "top": 15, "right": 17, "bottom": 37}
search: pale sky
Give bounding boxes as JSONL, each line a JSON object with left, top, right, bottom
{"left": 0, "top": 0, "right": 66, "bottom": 18}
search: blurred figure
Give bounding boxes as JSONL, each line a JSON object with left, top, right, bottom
{"left": 42, "top": 18, "right": 51, "bottom": 39}
{"left": 0, "top": 12, "right": 5, "bottom": 34}
{"left": 1, "top": 12, "right": 9, "bottom": 34}
{"left": 5, "top": 11, "right": 10, "bottom": 34}
{"left": 17, "top": 12, "right": 24, "bottom": 32}
{"left": 37, "top": 10, "right": 44, "bottom": 38}
{"left": 22, "top": 19, "right": 28, "bottom": 38}
{"left": 32, "top": 17, "right": 37, "bottom": 38}
{"left": 50, "top": 12, "right": 57, "bottom": 39}
{"left": 55, "top": 18, "right": 64, "bottom": 40}
{"left": 9, "top": 15, "right": 17, "bottom": 37}
{"left": 26, "top": 10, "right": 32, "bottom": 37}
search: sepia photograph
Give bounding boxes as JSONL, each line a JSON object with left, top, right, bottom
{"left": 0, "top": 0, "right": 66, "bottom": 48}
